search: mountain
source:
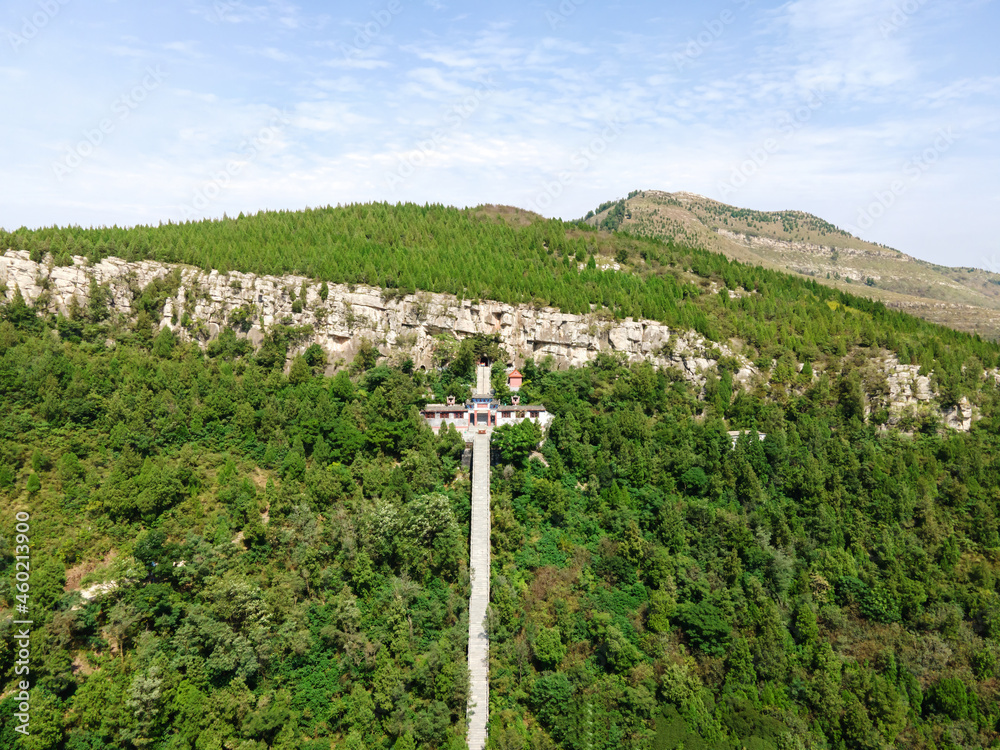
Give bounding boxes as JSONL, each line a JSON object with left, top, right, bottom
{"left": 0, "top": 247, "right": 984, "bottom": 432}
{"left": 585, "top": 190, "right": 1000, "bottom": 339}
{"left": 2, "top": 204, "right": 1000, "bottom": 750}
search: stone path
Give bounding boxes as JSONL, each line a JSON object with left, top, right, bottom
{"left": 476, "top": 364, "right": 491, "bottom": 395}
{"left": 467, "top": 431, "right": 491, "bottom": 750}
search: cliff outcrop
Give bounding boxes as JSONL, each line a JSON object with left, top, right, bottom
{"left": 0, "top": 250, "right": 742, "bottom": 387}
{"left": 0, "top": 250, "right": 984, "bottom": 431}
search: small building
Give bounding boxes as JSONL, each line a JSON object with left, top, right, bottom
{"left": 727, "top": 430, "right": 766, "bottom": 448}
{"left": 421, "top": 366, "right": 552, "bottom": 434}
{"left": 495, "top": 393, "right": 548, "bottom": 428}
{"left": 421, "top": 394, "right": 471, "bottom": 432}
{"left": 507, "top": 369, "right": 523, "bottom": 391}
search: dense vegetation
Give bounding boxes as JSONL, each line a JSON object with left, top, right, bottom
{"left": 2, "top": 203, "right": 1000, "bottom": 749}
{"left": 2, "top": 203, "right": 998, "bottom": 390}
{"left": 488, "top": 356, "right": 1000, "bottom": 750}
{"left": 2, "top": 289, "right": 999, "bottom": 749}
{"left": 0, "top": 297, "right": 480, "bottom": 750}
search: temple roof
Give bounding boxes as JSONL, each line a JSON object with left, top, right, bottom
{"left": 422, "top": 403, "right": 547, "bottom": 411}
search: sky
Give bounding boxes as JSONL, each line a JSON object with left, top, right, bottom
{"left": 1, "top": 0, "right": 998, "bottom": 270}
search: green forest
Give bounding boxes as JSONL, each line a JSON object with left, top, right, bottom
{"left": 1, "top": 203, "right": 997, "bottom": 385}
{"left": 1, "top": 203, "right": 1000, "bottom": 749}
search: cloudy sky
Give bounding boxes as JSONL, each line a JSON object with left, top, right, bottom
{"left": 2, "top": 0, "right": 998, "bottom": 269}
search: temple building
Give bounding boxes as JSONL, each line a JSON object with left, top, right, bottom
{"left": 727, "top": 430, "right": 767, "bottom": 448}
{"left": 421, "top": 365, "right": 552, "bottom": 434}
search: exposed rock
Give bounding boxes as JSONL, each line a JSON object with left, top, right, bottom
{"left": 885, "top": 363, "right": 933, "bottom": 406}
{"left": 0, "top": 250, "right": 740, "bottom": 389}
{"left": 79, "top": 582, "right": 118, "bottom": 601}
{"left": 942, "top": 398, "right": 974, "bottom": 432}
{"left": 717, "top": 228, "right": 905, "bottom": 263}
{"left": 878, "top": 355, "right": 984, "bottom": 431}
{"left": 2, "top": 249, "right": 987, "bottom": 431}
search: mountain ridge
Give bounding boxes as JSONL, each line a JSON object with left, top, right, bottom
{"left": 3, "top": 201, "right": 1000, "bottom": 750}
{"left": 584, "top": 189, "right": 1000, "bottom": 339}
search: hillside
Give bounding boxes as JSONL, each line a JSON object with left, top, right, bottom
{"left": 0, "top": 248, "right": 982, "bottom": 432}
{"left": 2, "top": 203, "right": 997, "bottom": 382}
{"left": 1, "top": 204, "right": 1000, "bottom": 750}
{"left": 585, "top": 190, "right": 1000, "bottom": 340}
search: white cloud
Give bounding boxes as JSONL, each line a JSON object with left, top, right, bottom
{"left": 1, "top": 1, "right": 998, "bottom": 268}
{"left": 106, "top": 44, "right": 151, "bottom": 58}
{"left": 921, "top": 76, "right": 1000, "bottom": 108}
{"left": 238, "top": 45, "right": 295, "bottom": 62}
{"left": 320, "top": 45, "right": 393, "bottom": 70}
{"left": 757, "top": 0, "right": 918, "bottom": 101}
{"left": 292, "top": 102, "right": 375, "bottom": 133}
{"left": 163, "top": 40, "right": 206, "bottom": 58}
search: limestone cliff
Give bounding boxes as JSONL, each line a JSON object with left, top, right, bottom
{"left": 0, "top": 250, "right": 740, "bottom": 386}
{"left": 0, "top": 250, "right": 984, "bottom": 431}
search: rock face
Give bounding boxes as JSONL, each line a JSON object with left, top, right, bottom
{"left": 882, "top": 358, "right": 975, "bottom": 431}
{"left": 717, "top": 228, "right": 905, "bottom": 263}
{"left": 1, "top": 250, "right": 988, "bottom": 431}
{"left": 0, "top": 250, "right": 739, "bottom": 388}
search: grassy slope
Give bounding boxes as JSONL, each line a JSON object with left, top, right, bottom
{"left": 587, "top": 191, "right": 1000, "bottom": 340}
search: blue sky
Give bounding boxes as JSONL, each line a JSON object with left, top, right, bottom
{"left": 2, "top": 0, "right": 998, "bottom": 269}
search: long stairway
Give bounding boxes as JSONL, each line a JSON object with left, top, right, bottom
{"left": 467, "top": 386, "right": 491, "bottom": 749}
{"left": 476, "top": 363, "right": 491, "bottom": 395}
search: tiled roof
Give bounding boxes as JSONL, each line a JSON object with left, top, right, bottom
{"left": 423, "top": 404, "right": 547, "bottom": 412}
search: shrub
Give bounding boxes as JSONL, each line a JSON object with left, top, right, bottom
{"left": 923, "top": 677, "right": 968, "bottom": 721}
{"left": 532, "top": 627, "right": 566, "bottom": 669}
{"left": 673, "top": 600, "right": 730, "bottom": 656}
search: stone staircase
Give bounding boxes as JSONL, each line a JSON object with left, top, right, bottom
{"left": 467, "top": 431, "right": 491, "bottom": 750}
